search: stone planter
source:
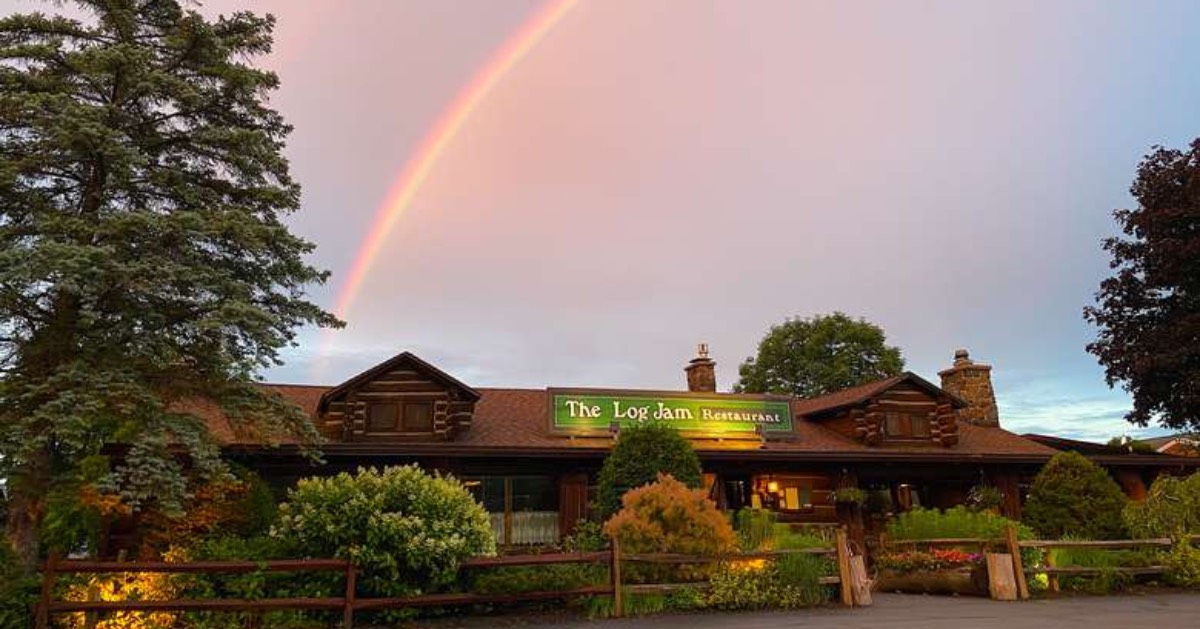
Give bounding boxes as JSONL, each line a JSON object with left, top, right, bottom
{"left": 874, "top": 565, "right": 990, "bottom": 596}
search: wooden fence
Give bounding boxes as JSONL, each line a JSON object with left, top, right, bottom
{"left": 35, "top": 531, "right": 856, "bottom": 628}
{"left": 877, "top": 531, "right": 1200, "bottom": 600}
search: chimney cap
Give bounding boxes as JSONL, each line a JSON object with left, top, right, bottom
{"left": 698, "top": 343, "right": 710, "bottom": 359}
{"left": 954, "top": 348, "right": 970, "bottom": 360}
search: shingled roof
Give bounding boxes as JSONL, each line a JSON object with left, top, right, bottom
{"left": 196, "top": 382, "right": 1058, "bottom": 460}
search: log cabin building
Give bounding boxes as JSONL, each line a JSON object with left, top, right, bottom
{"left": 210, "top": 347, "right": 1200, "bottom": 551}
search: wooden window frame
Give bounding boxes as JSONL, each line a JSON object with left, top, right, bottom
{"left": 366, "top": 403, "right": 399, "bottom": 431}
{"left": 401, "top": 401, "right": 434, "bottom": 432}
{"left": 884, "top": 412, "right": 933, "bottom": 442}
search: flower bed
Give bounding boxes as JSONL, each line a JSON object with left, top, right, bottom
{"left": 874, "top": 549, "right": 990, "bottom": 596}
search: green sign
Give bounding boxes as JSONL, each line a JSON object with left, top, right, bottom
{"left": 549, "top": 389, "right": 793, "bottom": 437}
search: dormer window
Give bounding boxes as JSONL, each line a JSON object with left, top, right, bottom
{"left": 367, "top": 402, "right": 435, "bottom": 433}
{"left": 884, "top": 412, "right": 932, "bottom": 440}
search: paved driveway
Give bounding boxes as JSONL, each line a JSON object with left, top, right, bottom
{"left": 547, "top": 593, "right": 1200, "bottom": 629}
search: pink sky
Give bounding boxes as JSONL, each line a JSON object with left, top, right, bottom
{"left": 5, "top": 0, "right": 1198, "bottom": 440}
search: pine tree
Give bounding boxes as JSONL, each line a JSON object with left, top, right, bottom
{"left": 0, "top": 1, "right": 340, "bottom": 567}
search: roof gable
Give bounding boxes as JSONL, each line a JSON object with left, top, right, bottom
{"left": 317, "top": 351, "right": 480, "bottom": 413}
{"left": 792, "top": 372, "right": 965, "bottom": 418}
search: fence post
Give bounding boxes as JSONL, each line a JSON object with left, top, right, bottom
{"left": 1005, "top": 526, "right": 1029, "bottom": 600}
{"left": 1044, "top": 545, "right": 1060, "bottom": 593}
{"left": 35, "top": 551, "right": 58, "bottom": 629}
{"left": 343, "top": 561, "right": 357, "bottom": 629}
{"left": 610, "top": 537, "right": 623, "bottom": 618}
{"left": 835, "top": 527, "right": 853, "bottom": 607}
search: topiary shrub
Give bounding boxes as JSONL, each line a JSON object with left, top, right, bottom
{"left": 1123, "top": 472, "right": 1200, "bottom": 538}
{"left": 594, "top": 423, "right": 703, "bottom": 519}
{"left": 272, "top": 465, "right": 496, "bottom": 600}
{"left": 1023, "top": 451, "right": 1128, "bottom": 540}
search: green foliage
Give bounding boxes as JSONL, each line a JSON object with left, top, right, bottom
{"left": 469, "top": 564, "right": 607, "bottom": 595}
{"left": 1162, "top": 539, "right": 1200, "bottom": 588}
{"left": 876, "top": 548, "right": 983, "bottom": 573}
{"left": 734, "top": 508, "right": 777, "bottom": 552}
{"left": 831, "top": 487, "right": 867, "bottom": 505}
{"left": 562, "top": 519, "right": 608, "bottom": 553}
{"left": 583, "top": 591, "right": 668, "bottom": 618}
{"left": 707, "top": 561, "right": 828, "bottom": 610}
{"left": 965, "top": 484, "right": 1004, "bottom": 512}
{"left": 595, "top": 423, "right": 702, "bottom": 519}
{"left": 0, "top": 541, "right": 37, "bottom": 629}
{"left": 734, "top": 312, "right": 905, "bottom": 397}
{"left": 772, "top": 525, "right": 832, "bottom": 551}
{"left": 774, "top": 553, "right": 834, "bottom": 606}
{"left": 1084, "top": 139, "right": 1200, "bottom": 432}
{"left": 1105, "top": 437, "right": 1155, "bottom": 453}
{"left": 0, "top": 0, "right": 340, "bottom": 565}
{"left": 1048, "top": 544, "right": 1158, "bottom": 594}
{"left": 1123, "top": 472, "right": 1200, "bottom": 538}
{"left": 887, "top": 506, "right": 1031, "bottom": 541}
{"left": 272, "top": 465, "right": 496, "bottom": 600}
{"left": 1024, "top": 452, "right": 1128, "bottom": 540}
{"left": 663, "top": 584, "right": 707, "bottom": 610}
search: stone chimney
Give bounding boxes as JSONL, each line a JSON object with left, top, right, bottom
{"left": 938, "top": 349, "right": 1000, "bottom": 427}
{"left": 685, "top": 343, "right": 717, "bottom": 393}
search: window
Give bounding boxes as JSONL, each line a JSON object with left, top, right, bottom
{"left": 911, "top": 414, "right": 931, "bottom": 437}
{"left": 402, "top": 402, "right": 434, "bottom": 431}
{"left": 885, "top": 412, "right": 904, "bottom": 437}
{"left": 884, "top": 412, "right": 933, "bottom": 440}
{"left": 367, "top": 404, "right": 398, "bottom": 431}
{"left": 464, "top": 476, "right": 559, "bottom": 546}
{"left": 365, "top": 402, "right": 435, "bottom": 432}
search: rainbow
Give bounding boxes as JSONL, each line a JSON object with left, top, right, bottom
{"left": 332, "top": 0, "right": 581, "bottom": 320}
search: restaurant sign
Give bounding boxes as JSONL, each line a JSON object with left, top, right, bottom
{"left": 549, "top": 389, "right": 793, "bottom": 437}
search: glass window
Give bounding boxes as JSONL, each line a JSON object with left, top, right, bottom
{"left": 511, "top": 476, "right": 558, "bottom": 512}
{"left": 885, "top": 412, "right": 904, "bottom": 437}
{"left": 402, "top": 402, "right": 434, "bottom": 431}
{"left": 366, "top": 404, "right": 397, "bottom": 431}
{"left": 911, "top": 414, "right": 931, "bottom": 437}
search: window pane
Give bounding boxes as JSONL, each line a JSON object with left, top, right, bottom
{"left": 885, "top": 412, "right": 903, "bottom": 436}
{"left": 911, "top": 414, "right": 931, "bottom": 437}
{"left": 465, "top": 477, "right": 506, "bottom": 513}
{"left": 511, "top": 476, "right": 557, "bottom": 512}
{"left": 403, "top": 402, "right": 434, "bottom": 431}
{"left": 367, "top": 404, "right": 397, "bottom": 431}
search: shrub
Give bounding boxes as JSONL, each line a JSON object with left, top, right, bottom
{"left": 594, "top": 423, "right": 703, "bottom": 518}
{"left": 0, "top": 541, "right": 37, "bottom": 629}
{"left": 965, "top": 484, "right": 1004, "bottom": 512}
{"left": 272, "top": 465, "right": 496, "bottom": 600}
{"left": 1123, "top": 472, "right": 1200, "bottom": 538}
{"left": 1024, "top": 452, "right": 1128, "bottom": 539}
{"left": 1162, "top": 539, "right": 1200, "bottom": 588}
{"left": 774, "top": 553, "right": 834, "bottom": 606}
{"left": 707, "top": 561, "right": 825, "bottom": 610}
{"left": 562, "top": 519, "right": 607, "bottom": 553}
{"left": 604, "top": 474, "right": 735, "bottom": 583}
{"left": 734, "top": 508, "right": 777, "bottom": 551}
{"left": 469, "top": 563, "right": 607, "bottom": 596}
{"left": 605, "top": 473, "right": 735, "bottom": 556}
{"left": 887, "top": 506, "right": 1038, "bottom": 565}
{"left": 1048, "top": 544, "right": 1157, "bottom": 594}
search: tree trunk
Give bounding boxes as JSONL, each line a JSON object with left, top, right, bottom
{"left": 5, "top": 447, "right": 50, "bottom": 572}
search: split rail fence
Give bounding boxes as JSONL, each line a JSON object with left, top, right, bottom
{"left": 878, "top": 530, "right": 1200, "bottom": 600}
{"left": 35, "top": 530, "right": 857, "bottom": 628}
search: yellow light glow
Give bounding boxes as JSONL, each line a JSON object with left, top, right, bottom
{"left": 767, "top": 481, "right": 779, "bottom": 493}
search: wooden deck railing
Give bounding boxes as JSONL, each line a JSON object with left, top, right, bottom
{"left": 35, "top": 529, "right": 857, "bottom": 627}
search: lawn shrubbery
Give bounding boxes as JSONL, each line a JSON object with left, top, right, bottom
{"left": 1123, "top": 472, "right": 1200, "bottom": 539}
{"left": 1023, "top": 452, "right": 1128, "bottom": 540}
{"left": 883, "top": 506, "right": 1039, "bottom": 568}
{"left": 594, "top": 423, "right": 703, "bottom": 519}
{"left": 272, "top": 465, "right": 496, "bottom": 600}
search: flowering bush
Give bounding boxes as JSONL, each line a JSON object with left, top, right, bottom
{"left": 875, "top": 549, "right": 984, "bottom": 573}
{"left": 272, "top": 465, "right": 495, "bottom": 599}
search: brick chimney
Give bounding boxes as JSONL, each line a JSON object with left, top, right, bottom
{"left": 685, "top": 343, "right": 717, "bottom": 393}
{"left": 938, "top": 349, "right": 1000, "bottom": 427}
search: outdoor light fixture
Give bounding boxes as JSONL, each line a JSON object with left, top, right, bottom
{"left": 767, "top": 480, "right": 779, "bottom": 493}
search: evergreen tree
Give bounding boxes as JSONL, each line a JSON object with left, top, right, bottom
{"left": 1023, "top": 452, "right": 1128, "bottom": 540}
{"left": 595, "top": 423, "right": 703, "bottom": 520}
{"left": 735, "top": 312, "right": 905, "bottom": 397}
{"left": 0, "top": 1, "right": 340, "bottom": 567}
{"left": 1084, "top": 139, "right": 1200, "bottom": 432}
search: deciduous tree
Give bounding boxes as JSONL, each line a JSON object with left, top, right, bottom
{"left": 0, "top": 0, "right": 339, "bottom": 568}
{"left": 1084, "top": 140, "right": 1200, "bottom": 432}
{"left": 734, "top": 312, "right": 905, "bottom": 397}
